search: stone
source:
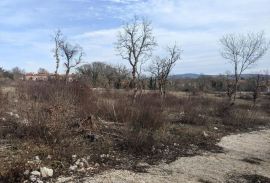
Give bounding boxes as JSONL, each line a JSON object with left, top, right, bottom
{"left": 78, "top": 162, "right": 84, "bottom": 168}
{"left": 214, "top": 127, "right": 218, "bottom": 130}
{"left": 75, "top": 159, "right": 81, "bottom": 165}
{"left": 69, "top": 165, "right": 77, "bottom": 171}
{"left": 31, "top": 170, "right": 41, "bottom": 177}
{"left": 94, "top": 163, "right": 100, "bottom": 167}
{"left": 203, "top": 131, "right": 209, "bottom": 137}
{"left": 24, "top": 170, "right": 30, "bottom": 175}
{"left": 81, "top": 158, "right": 89, "bottom": 167}
{"left": 136, "top": 162, "right": 150, "bottom": 168}
{"left": 29, "top": 175, "right": 37, "bottom": 182}
{"left": 40, "top": 167, "right": 53, "bottom": 178}
{"left": 36, "top": 179, "right": 43, "bottom": 183}
{"left": 77, "top": 168, "right": 86, "bottom": 173}
{"left": 100, "top": 154, "right": 106, "bottom": 158}
{"left": 57, "top": 177, "right": 74, "bottom": 183}
{"left": 72, "top": 154, "right": 77, "bottom": 160}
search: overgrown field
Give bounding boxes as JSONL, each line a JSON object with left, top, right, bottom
{"left": 0, "top": 81, "right": 269, "bottom": 182}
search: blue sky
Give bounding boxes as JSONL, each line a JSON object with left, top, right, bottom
{"left": 0, "top": 0, "right": 269, "bottom": 74}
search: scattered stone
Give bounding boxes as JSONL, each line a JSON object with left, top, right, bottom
{"left": 14, "top": 113, "right": 19, "bottom": 118}
{"left": 36, "top": 180, "right": 43, "bottom": 183}
{"left": 100, "top": 154, "right": 106, "bottom": 158}
{"left": 34, "top": 156, "right": 40, "bottom": 161}
{"left": 94, "top": 163, "right": 100, "bottom": 167}
{"left": 47, "top": 155, "right": 52, "bottom": 159}
{"left": 72, "top": 155, "right": 77, "bottom": 161}
{"left": 75, "top": 159, "right": 81, "bottom": 165}
{"left": 40, "top": 167, "right": 53, "bottom": 178}
{"left": 78, "top": 162, "right": 84, "bottom": 168}
{"left": 81, "top": 158, "right": 89, "bottom": 167}
{"left": 57, "top": 177, "right": 74, "bottom": 183}
{"left": 214, "top": 127, "right": 218, "bottom": 130}
{"left": 24, "top": 170, "right": 30, "bottom": 176}
{"left": 29, "top": 175, "right": 38, "bottom": 182}
{"left": 31, "top": 170, "right": 41, "bottom": 177}
{"left": 86, "top": 167, "right": 95, "bottom": 171}
{"left": 69, "top": 165, "right": 77, "bottom": 171}
{"left": 77, "top": 168, "right": 86, "bottom": 173}
{"left": 203, "top": 131, "right": 209, "bottom": 137}
{"left": 136, "top": 162, "right": 150, "bottom": 168}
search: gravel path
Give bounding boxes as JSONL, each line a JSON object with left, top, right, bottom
{"left": 72, "top": 129, "right": 270, "bottom": 183}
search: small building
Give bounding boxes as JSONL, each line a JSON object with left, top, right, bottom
{"left": 24, "top": 73, "right": 49, "bottom": 81}
{"left": 24, "top": 73, "right": 77, "bottom": 82}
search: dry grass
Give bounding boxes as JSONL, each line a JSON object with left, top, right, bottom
{"left": 0, "top": 81, "right": 269, "bottom": 181}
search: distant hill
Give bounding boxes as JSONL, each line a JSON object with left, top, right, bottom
{"left": 170, "top": 73, "right": 269, "bottom": 79}
{"left": 170, "top": 73, "right": 202, "bottom": 79}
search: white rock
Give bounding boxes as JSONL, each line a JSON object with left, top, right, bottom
{"left": 31, "top": 170, "right": 41, "bottom": 176}
{"left": 81, "top": 158, "right": 88, "bottom": 164}
{"left": 57, "top": 177, "right": 74, "bottom": 183}
{"left": 47, "top": 155, "right": 52, "bottom": 159}
{"left": 40, "top": 167, "right": 53, "bottom": 178}
{"left": 14, "top": 113, "right": 19, "bottom": 118}
{"left": 77, "top": 168, "right": 86, "bottom": 173}
{"left": 78, "top": 162, "right": 84, "bottom": 168}
{"left": 214, "top": 127, "right": 218, "bottom": 130}
{"left": 136, "top": 162, "right": 150, "bottom": 168}
{"left": 69, "top": 165, "right": 77, "bottom": 171}
{"left": 36, "top": 179, "right": 43, "bottom": 183}
{"left": 24, "top": 170, "right": 30, "bottom": 175}
{"left": 75, "top": 159, "right": 81, "bottom": 165}
{"left": 94, "top": 163, "right": 100, "bottom": 167}
{"left": 72, "top": 154, "right": 77, "bottom": 160}
{"left": 203, "top": 131, "right": 209, "bottom": 137}
{"left": 34, "top": 156, "right": 40, "bottom": 161}
{"left": 29, "top": 175, "right": 37, "bottom": 182}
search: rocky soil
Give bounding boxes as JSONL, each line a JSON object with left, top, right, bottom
{"left": 58, "top": 129, "right": 270, "bottom": 183}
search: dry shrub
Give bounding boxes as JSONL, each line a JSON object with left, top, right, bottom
{"left": 260, "top": 98, "right": 270, "bottom": 114}
{"left": 15, "top": 81, "right": 84, "bottom": 143}
{"left": 177, "top": 97, "right": 215, "bottom": 125}
{"left": 0, "top": 160, "right": 27, "bottom": 183}
{"left": 0, "top": 89, "right": 8, "bottom": 116}
{"left": 119, "top": 94, "right": 166, "bottom": 152}
{"left": 222, "top": 108, "right": 267, "bottom": 129}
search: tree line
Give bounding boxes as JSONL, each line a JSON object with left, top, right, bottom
{"left": 1, "top": 16, "right": 269, "bottom": 102}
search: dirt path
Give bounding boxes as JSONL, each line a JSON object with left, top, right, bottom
{"left": 70, "top": 129, "right": 270, "bottom": 183}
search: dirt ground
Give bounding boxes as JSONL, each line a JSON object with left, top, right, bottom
{"left": 59, "top": 128, "right": 270, "bottom": 183}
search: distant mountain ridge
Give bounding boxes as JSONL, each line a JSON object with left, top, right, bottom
{"left": 170, "top": 73, "right": 203, "bottom": 79}
{"left": 170, "top": 73, "right": 269, "bottom": 79}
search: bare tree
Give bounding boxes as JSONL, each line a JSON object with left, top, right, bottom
{"left": 11, "top": 67, "right": 25, "bottom": 80}
{"left": 116, "top": 16, "right": 157, "bottom": 90}
{"left": 149, "top": 44, "right": 182, "bottom": 97}
{"left": 220, "top": 31, "right": 269, "bottom": 102}
{"left": 37, "top": 68, "right": 49, "bottom": 74}
{"left": 61, "top": 42, "right": 83, "bottom": 80}
{"left": 52, "top": 30, "right": 63, "bottom": 75}
{"left": 251, "top": 74, "right": 263, "bottom": 106}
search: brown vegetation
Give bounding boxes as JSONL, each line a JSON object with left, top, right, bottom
{"left": 0, "top": 80, "right": 269, "bottom": 182}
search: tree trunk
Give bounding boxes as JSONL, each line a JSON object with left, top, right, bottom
{"left": 65, "top": 68, "right": 70, "bottom": 82}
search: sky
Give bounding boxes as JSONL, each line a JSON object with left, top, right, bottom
{"left": 0, "top": 0, "right": 269, "bottom": 75}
